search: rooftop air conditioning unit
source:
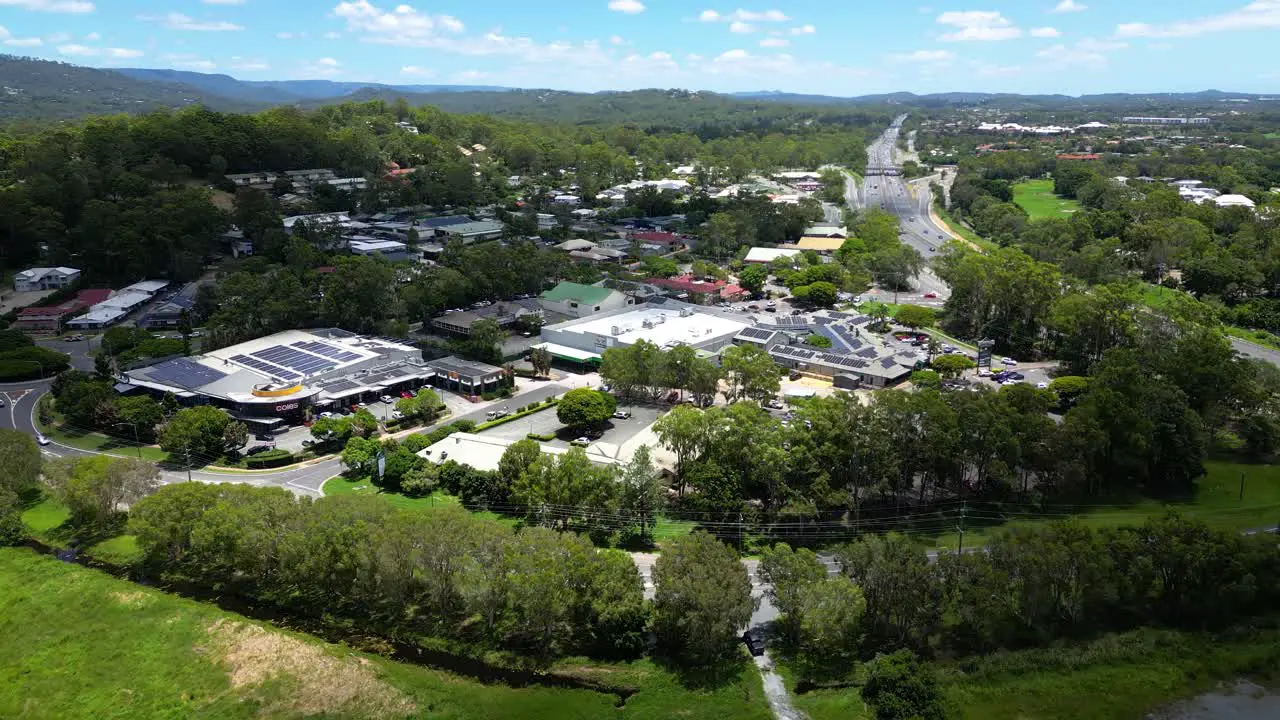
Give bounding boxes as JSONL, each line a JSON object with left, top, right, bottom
{"left": 611, "top": 326, "right": 623, "bottom": 336}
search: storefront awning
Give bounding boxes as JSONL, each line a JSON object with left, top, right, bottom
{"left": 533, "top": 342, "right": 602, "bottom": 363}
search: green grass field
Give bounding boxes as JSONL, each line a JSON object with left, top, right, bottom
{"left": 1012, "top": 179, "right": 1081, "bottom": 220}
{"left": 783, "top": 625, "right": 1280, "bottom": 720}
{"left": 0, "top": 548, "right": 770, "bottom": 720}
{"left": 916, "top": 460, "right": 1280, "bottom": 551}
{"left": 935, "top": 204, "right": 998, "bottom": 251}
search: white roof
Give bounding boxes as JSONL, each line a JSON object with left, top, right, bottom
{"left": 549, "top": 305, "right": 749, "bottom": 350}
{"left": 555, "top": 238, "right": 597, "bottom": 251}
{"left": 418, "top": 432, "right": 621, "bottom": 473}
{"left": 349, "top": 239, "right": 407, "bottom": 252}
{"left": 533, "top": 341, "right": 603, "bottom": 362}
{"left": 745, "top": 247, "right": 802, "bottom": 263}
{"left": 1215, "top": 194, "right": 1256, "bottom": 208}
{"left": 121, "top": 280, "right": 168, "bottom": 294}
{"left": 68, "top": 307, "right": 128, "bottom": 325}
{"left": 283, "top": 212, "right": 349, "bottom": 229}
{"left": 98, "top": 291, "right": 152, "bottom": 311}
{"left": 17, "top": 266, "right": 79, "bottom": 280}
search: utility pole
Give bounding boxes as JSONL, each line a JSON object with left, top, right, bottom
{"left": 185, "top": 449, "right": 192, "bottom": 482}
{"left": 1239, "top": 471, "right": 1245, "bottom": 501}
{"left": 956, "top": 502, "right": 967, "bottom": 555}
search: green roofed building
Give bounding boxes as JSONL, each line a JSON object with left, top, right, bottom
{"left": 539, "top": 281, "right": 632, "bottom": 319}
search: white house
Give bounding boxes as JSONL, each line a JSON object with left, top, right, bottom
{"left": 552, "top": 194, "right": 581, "bottom": 206}
{"left": 13, "top": 267, "right": 80, "bottom": 293}
{"left": 1215, "top": 194, "right": 1257, "bottom": 209}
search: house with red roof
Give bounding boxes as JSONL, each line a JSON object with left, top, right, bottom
{"left": 12, "top": 288, "right": 113, "bottom": 331}
{"left": 628, "top": 231, "right": 685, "bottom": 248}
{"left": 648, "top": 274, "right": 736, "bottom": 303}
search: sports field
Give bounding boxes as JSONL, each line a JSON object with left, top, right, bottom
{"left": 1012, "top": 179, "right": 1081, "bottom": 220}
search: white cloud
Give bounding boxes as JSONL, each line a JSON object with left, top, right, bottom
{"left": 334, "top": 1, "right": 465, "bottom": 39}
{"left": 699, "top": 8, "right": 790, "bottom": 24}
{"left": 1116, "top": 1, "right": 1280, "bottom": 38}
{"left": 0, "top": 25, "right": 43, "bottom": 46}
{"left": 139, "top": 12, "right": 243, "bottom": 31}
{"left": 45, "top": 31, "right": 68, "bottom": 42}
{"left": 177, "top": 59, "right": 217, "bottom": 70}
{"left": 972, "top": 61, "right": 1021, "bottom": 76}
{"left": 891, "top": 49, "right": 956, "bottom": 63}
{"left": 302, "top": 57, "right": 342, "bottom": 76}
{"left": 610, "top": 35, "right": 624, "bottom": 44}
{"left": 318, "top": 57, "right": 340, "bottom": 66}
{"left": 789, "top": 24, "right": 816, "bottom": 35}
{"left": 1037, "top": 37, "right": 1125, "bottom": 68}
{"left": 276, "top": 31, "right": 294, "bottom": 39}
{"left": 607, "top": 0, "right": 645, "bottom": 13}
{"left": 729, "top": 21, "right": 754, "bottom": 33}
{"left": 324, "top": 31, "right": 341, "bottom": 39}
{"left": 400, "top": 64, "right": 434, "bottom": 77}
{"left": 228, "top": 56, "right": 269, "bottom": 70}
{"left": 0, "top": 0, "right": 93, "bottom": 13}
{"left": 1050, "top": 0, "right": 1087, "bottom": 13}
{"left": 1030, "top": 26, "right": 1061, "bottom": 37}
{"left": 57, "top": 43, "right": 143, "bottom": 58}
{"left": 937, "top": 10, "right": 1022, "bottom": 41}
{"left": 760, "top": 37, "right": 788, "bottom": 47}
{"left": 83, "top": 31, "right": 98, "bottom": 40}
{"left": 452, "top": 69, "right": 488, "bottom": 81}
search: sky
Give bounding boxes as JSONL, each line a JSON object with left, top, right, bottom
{"left": 0, "top": 0, "right": 1278, "bottom": 95}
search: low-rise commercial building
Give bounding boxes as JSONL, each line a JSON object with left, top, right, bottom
{"left": 441, "top": 220, "right": 505, "bottom": 243}
{"left": 539, "top": 281, "right": 633, "bottom": 319}
{"left": 11, "top": 288, "right": 112, "bottom": 331}
{"left": 425, "top": 356, "right": 507, "bottom": 396}
{"left": 349, "top": 238, "right": 411, "bottom": 261}
{"left": 431, "top": 300, "right": 541, "bottom": 336}
{"left": 744, "top": 247, "right": 802, "bottom": 264}
{"left": 539, "top": 300, "right": 750, "bottom": 364}
{"left": 121, "top": 328, "right": 430, "bottom": 428}
{"left": 418, "top": 432, "right": 621, "bottom": 472}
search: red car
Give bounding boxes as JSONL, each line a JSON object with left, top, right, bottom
{"left": 400, "top": 391, "right": 413, "bottom": 399}
{"left": 923, "top": 292, "right": 938, "bottom": 299}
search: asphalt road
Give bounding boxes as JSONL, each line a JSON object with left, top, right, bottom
{"left": 2, "top": 377, "right": 572, "bottom": 498}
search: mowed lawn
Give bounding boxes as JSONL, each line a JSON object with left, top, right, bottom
{"left": 919, "top": 460, "right": 1280, "bottom": 551}
{"left": 0, "top": 548, "right": 770, "bottom": 720}
{"left": 1012, "top": 179, "right": 1081, "bottom": 220}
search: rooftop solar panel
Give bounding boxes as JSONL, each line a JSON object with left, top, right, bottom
{"left": 292, "top": 341, "right": 363, "bottom": 363}
{"left": 253, "top": 345, "right": 336, "bottom": 375}
{"left": 320, "top": 379, "right": 361, "bottom": 392}
{"left": 230, "top": 354, "right": 300, "bottom": 381}
{"left": 880, "top": 357, "right": 900, "bottom": 369}
{"left": 146, "top": 358, "right": 228, "bottom": 389}
{"left": 737, "top": 327, "right": 775, "bottom": 341}
{"left": 856, "top": 347, "right": 879, "bottom": 359}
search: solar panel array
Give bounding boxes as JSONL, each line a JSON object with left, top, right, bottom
{"left": 230, "top": 354, "right": 301, "bottom": 381}
{"left": 146, "top": 358, "right": 228, "bottom": 389}
{"left": 736, "top": 327, "right": 776, "bottom": 342}
{"left": 775, "top": 316, "right": 810, "bottom": 328}
{"left": 253, "top": 345, "right": 336, "bottom": 375}
{"left": 293, "top": 341, "right": 363, "bottom": 363}
{"left": 815, "top": 325, "right": 853, "bottom": 352}
{"left": 320, "top": 379, "right": 362, "bottom": 393}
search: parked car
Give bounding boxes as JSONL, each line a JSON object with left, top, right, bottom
{"left": 301, "top": 439, "right": 317, "bottom": 448}
{"left": 767, "top": 399, "right": 785, "bottom": 410}
{"left": 665, "top": 390, "right": 679, "bottom": 403}
{"left": 613, "top": 410, "right": 632, "bottom": 420}
{"left": 246, "top": 444, "right": 275, "bottom": 456}
{"left": 400, "top": 391, "right": 413, "bottom": 399}
{"left": 254, "top": 432, "right": 273, "bottom": 441}
{"left": 486, "top": 408, "right": 510, "bottom": 420}
{"left": 977, "top": 369, "right": 991, "bottom": 377}
{"left": 571, "top": 436, "right": 591, "bottom": 446}
{"left": 391, "top": 410, "right": 404, "bottom": 420}
{"left": 923, "top": 292, "right": 938, "bottom": 299}
{"left": 742, "top": 629, "right": 766, "bottom": 657}
{"left": 63, "top": 334, "right": 84, "bottom": 342}
{"left": 1009, "top": 372, "right": 1025, "bottom": 381}
{"left": 380, "top": 395, "right": 394, "bottom": 404}
{"left": 1001, "top": 358, "right": 1017, "bottom": 366}
{"left": 319, "top": 411, "right": 334, "bottom": 419}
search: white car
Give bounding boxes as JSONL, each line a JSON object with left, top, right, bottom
{"left": 977, "top": 369, "right": 991, "bottom": 377}
{"left": 1037, "top": 382, "right": 1049, "bottom": 389}
{"left": 319, "top": 411, "right": 334, "bottom": 419}
{"left": 1001, "top": 358, "right": 1017, "bottom": 366}
{"left": 36, "top": 434, "right": 50, "bottom": 446}
{"left": 380, "top": 395, "right": 394, "bottom": 404}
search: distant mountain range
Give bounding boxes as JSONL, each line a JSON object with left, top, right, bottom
{"left": 0, "top": 55, "right": 1273, "bottom": 122}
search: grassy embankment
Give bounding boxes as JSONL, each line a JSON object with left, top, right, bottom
{"left": 0, "top": 547, "right": 771, "bottom": 720}
{"left": 1011, "top": 179, "right": 1081, "bottom": 220}
{"left": 934, "top": 204, "right": 998, "bottom": 252}
{"left": 782, "top": 624, "right": 1280, "bottom": 720}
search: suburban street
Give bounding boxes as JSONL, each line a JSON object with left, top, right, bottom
{"left": 1, "top": 374, "right": 576, "bottom": 498}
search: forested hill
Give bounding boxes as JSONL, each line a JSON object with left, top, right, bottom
{"left": 0, "top": 55, "right": 252, "bottom": 120}
{"left": 319, "top": 87, "right": 892, "bottom": 131}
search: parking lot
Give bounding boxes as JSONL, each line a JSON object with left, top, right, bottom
{"left": 478, "top": 401, "right": 666, "bottom": 453}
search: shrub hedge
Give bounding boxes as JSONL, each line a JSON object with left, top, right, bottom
{"left": 245, "top": 449, "right": 294, "bottom": 468}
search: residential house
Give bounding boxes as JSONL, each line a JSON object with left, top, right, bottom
{"left": 14, "top": 267, "right": 80, "bottom": 293}
{"left": 11, "top": 288, "right": 111, "bottom": 331}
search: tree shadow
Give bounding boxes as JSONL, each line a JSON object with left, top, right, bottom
{"left": 650, "top": 651, "right": 755, "bottom": 692}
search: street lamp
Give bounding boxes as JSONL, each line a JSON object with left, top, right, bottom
{"left": 112, "top": 421, "right": 143, "bottom": 459}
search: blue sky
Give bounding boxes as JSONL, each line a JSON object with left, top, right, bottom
{"left": 1, "top": 0, "right": 1277, "bottom": 94}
